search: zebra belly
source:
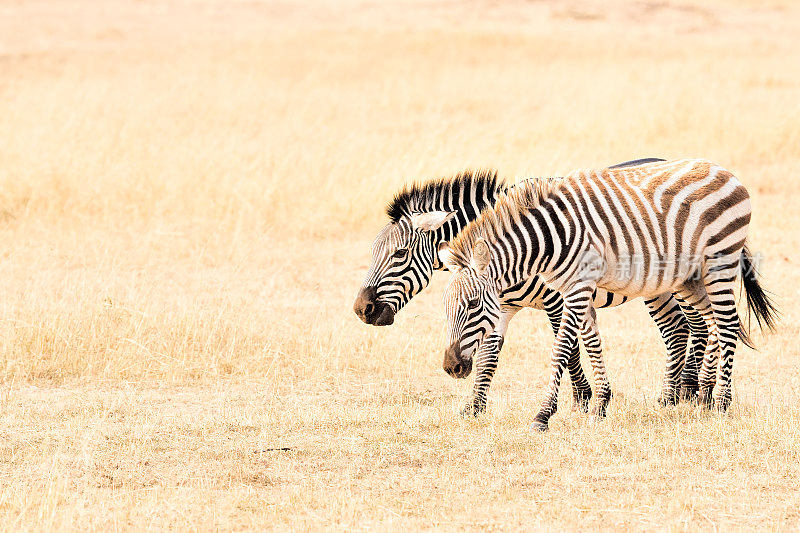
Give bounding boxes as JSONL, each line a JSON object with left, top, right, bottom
{"left": 591, "top": 288, "right": 629, "bottom": 309}
{"left": 596, "top": 254, "right": 692, "bottom": 298}
{"left": 501, "top": 275, "right": 629, "bottom": 311}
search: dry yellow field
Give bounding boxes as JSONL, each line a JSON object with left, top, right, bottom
{"left": 1, "top": 0, "right": 800, "bottom": 529}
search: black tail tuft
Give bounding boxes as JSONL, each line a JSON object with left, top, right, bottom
{"left": 737, "top": 325, "right": 755, "bottom": 350}
{"left": 739, "top": 244, "right": 779, "bottom": 348}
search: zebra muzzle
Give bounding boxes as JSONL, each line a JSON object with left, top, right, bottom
{"left": 443, "top": 342, "right": 472, "bottom": 378}
{"left": 353, "top": 287, "right": 395, "bottom": 326}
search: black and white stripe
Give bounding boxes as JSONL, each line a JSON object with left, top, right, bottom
{"left": 355, "top": 160, "right": 708, "bottom": 415}
{"left": 439, "top": 159, "right": 777, "bottom": 430}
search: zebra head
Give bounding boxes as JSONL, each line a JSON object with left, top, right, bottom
{"left": 438, "top": 238, "right": 502, "bottom": 378}
{"left": 354, "top": 210, "right": 456, "bottom": 326}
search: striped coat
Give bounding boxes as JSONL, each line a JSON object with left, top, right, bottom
{"left": 355, "top": 160, "right": 707, "bottom": 416}
{"left": 439, "top": 159, "right": 776, "bottom": 429}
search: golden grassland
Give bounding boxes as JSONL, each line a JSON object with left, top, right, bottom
{"left": 1, "top": 0, "right": 800, "bottom": 529}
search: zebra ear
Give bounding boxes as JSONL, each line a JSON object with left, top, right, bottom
{"left": 438, "top": 242, "right": 459, "bottom": 272}
{"left": 409, "top": 211, "right": 456, "bottom": 232}
{"left": 471, "top": 238, "right": 491, "bottom": 274}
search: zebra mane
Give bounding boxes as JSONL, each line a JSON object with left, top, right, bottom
{"left": 386, "top": 169, "right": 502, "bottom": 223}
{"left": 448, "top": 178, "right": 559, "bottom": 269}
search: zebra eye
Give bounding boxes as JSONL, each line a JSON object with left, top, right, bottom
{"left": 467, "top": 298, "right": 480, "bottom": 309}
{"left": 392, "top": 248, "right": 408, "bottom": 259}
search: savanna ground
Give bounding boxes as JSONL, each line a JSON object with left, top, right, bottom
{"left": 1, "top": 0, "right": 799, "bottom": 529}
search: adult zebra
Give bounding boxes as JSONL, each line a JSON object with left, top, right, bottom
{"left": 354, "top": 159, "right": 706, "bottom": 415}
{"left": 438, "top": 159, "right": 777, "bottom": 430}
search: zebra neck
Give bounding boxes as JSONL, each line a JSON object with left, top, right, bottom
{"left": 431, "top": 213, "right": 485, "bottom": 271}
{"left": 487, "top": 206, "right": 561, "bottom": 292}
{"left": 433, "top": 188, "right": 505, "bottom": 244}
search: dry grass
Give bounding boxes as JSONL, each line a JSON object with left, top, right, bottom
{"left": 1, "top": 0, "right": 800, "bottom": 529}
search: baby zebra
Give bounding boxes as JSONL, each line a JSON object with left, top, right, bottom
{"left": 354, "top": 161, "right": 708, "bottom": 415}
{"left": 438, "top": 158, "right": 777, "bottom": 430}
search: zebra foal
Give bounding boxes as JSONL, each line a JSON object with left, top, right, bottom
{"left": 438, "top": 159, "right": 777, "bottom": 430}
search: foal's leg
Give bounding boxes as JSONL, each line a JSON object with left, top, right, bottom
{"left": 674, "top": 281, "right": 719, "bottom": 408}
{"left": 462, "top": 307, "right": 519, "bottom": 417}
{"left": 703, "top": 262, "right": 741, "bottom": 412}
{"left": 580, "top": 308, "right": 612, "bottom": 418}
{"left": 544, "top": 295, "right": 592, "bottom": 412}
{"left": 532, "top": 283, "right": 594, "bottom": 431}
{"left": 644, "top": 293, "right": 690, "bottom": 406}
{"left": 672, "top": 296, "right": 709, "bottom": 401}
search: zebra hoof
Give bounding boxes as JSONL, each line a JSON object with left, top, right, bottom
{"left": 571, "top": 400, "right": 590, "bottom": 413}
{"left": 590, "top": 406, "right": 608, "bottom": 418}
{"left": 531, "top": 420, "right": 549, "bottom": 432}
{"left": 590, "top": 390, "right": 612, "bottom": 418}
{"left": 657, "top": 393, "right": 679, "bottom": 407}
{"left": 698, "top": 387, "right": 714, "bottom": 409}
{"left": 678, "top": 384, "right": 698, "bottom": 403}
{"left": 571, "top": 386, "right": 592, "bottom": 413}
{"left": 460, "top": 402, "right": 484, "bottom": 418}
{"left": 713, "top": 396, "right": 731, "bottom": 412}
{"left": 571, "top": 395, "right": 591, "bottom": 413}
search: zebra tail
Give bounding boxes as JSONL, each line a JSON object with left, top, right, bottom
{"left": 738, "top": 243, "right": 779, "bottom": 349}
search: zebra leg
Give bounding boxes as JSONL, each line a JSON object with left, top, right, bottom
{"left": 532, "top": 283, "right": 594, "bottom": 432}
{"left": 672, "top": 297, "right": 709, "bottom": 402}
{"left": 544, "top": 296, "right": 592, "bottom": 413}
{"left": 698, "top": 329, "right": 720, "bottom": 408}
{"left": 644, "top": 294, "right": 690, "bottom": 406}
{"left": 674, "top": 281, "right": 718, "bottom": 409}
{"left": 579, "top": 308, "right": 612, "bottom": 418}
{"left": 703, "top": 270, "right": 740, "bottom": 412}
{"left": 461, "top": 333, "right": 502, "bottom": 417}
{"left": 461, "top": 308, "right": 518, "bottom": 417}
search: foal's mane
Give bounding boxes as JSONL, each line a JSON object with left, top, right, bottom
{"left": 448, "top": 178, "right": 558, "bottom": 268}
